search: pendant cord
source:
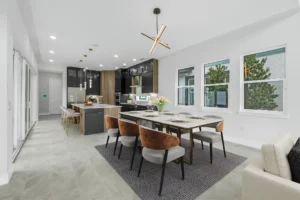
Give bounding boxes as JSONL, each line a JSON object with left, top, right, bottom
{"left": 156, "top": 14, "right": 158, "bottom": 34}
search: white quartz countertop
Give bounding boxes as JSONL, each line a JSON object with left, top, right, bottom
{"left": 72, "top": 104, "right": 122, "bottom": 109}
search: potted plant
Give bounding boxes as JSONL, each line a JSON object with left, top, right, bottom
{"left": 127, "top": 97, "right": 133, "bottom": 104}
{"left": 152, "top": 96, "right": 170, "bottom": 112}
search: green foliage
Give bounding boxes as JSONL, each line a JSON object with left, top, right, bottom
{"left": 244, "top": 54, "right": 278, "bottom": 110}
{"left": 206, "top": 65, "right": 229, "bottom": 84}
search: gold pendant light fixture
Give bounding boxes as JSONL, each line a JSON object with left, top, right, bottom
{"left": 141, "top": 8, "right": 170, "bottom": 54}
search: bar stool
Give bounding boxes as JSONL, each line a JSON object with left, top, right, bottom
{"left": 104, "top": 115, "right": 120, "bottom": 155}
{"left": 138, "top": 126, "right": 185, "bottom": 196}
{"left": 117, "top": 119, "right": 140, "bottom": 170}
{"left": 60, "top": 106, "right": 75, "bottom": 128}
{"left": 62, "top": 108, "right": 80, "bottom": 135}
{"left": 193, "top": 115, "right": 226, "bottom": 164}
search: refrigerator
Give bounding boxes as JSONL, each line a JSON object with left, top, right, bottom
{"left": 67, "top": 87, "right": 86, "bottom": 108}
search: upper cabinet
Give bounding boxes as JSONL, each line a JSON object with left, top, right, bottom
{"left": 86, "top": 70, "right": 100, "bottom": 95}
{"left": 67, "top": 67, "right": 101, "bottom": 95}
{"left": 116, "top": 59, "right": 158, "bottom": 94}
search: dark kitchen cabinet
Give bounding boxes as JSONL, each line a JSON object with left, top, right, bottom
{"left": 86, "top": 70, "right": 100, "bottom": 95}
{"left": 142, "top": 72, "right": 153, "bottom": 93}
{"left": 67, "top": 68, "right": 78, "bottom": 87}
{"left": 115, "top": 69, "right": 122, "bottom": 93}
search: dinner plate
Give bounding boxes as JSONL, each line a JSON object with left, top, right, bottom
{"left": 189, "top": 116, "right": 205, "bottom": 120}
{"left": 163, "top": 112, "right": 175, "bottom": 115}
{"left": 171, "top": 119, "right": 188, "bottom": 123}
{"left": 144, "top": 114, "right": 159, "bottom": 118}
{"left": 145, "top": 110, "right": 155, "bottom": 112}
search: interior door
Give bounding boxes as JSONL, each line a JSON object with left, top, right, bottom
{"left": 49, "top": 78, "right": 62, "bottom": 114}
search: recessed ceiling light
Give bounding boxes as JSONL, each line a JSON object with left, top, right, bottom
{"left": 123, "top": 63, "right": 126, "bottom": 66}
{"left": 114, "top": 54, "right": 118, "bottom": 58}
{"left": 49, "top": 50, "right": 54, "bottom": 54}
{"left": 49, "top": 59, "right": 54, "bottom": 62}
{"left": 49, "top": 35, "right": 56, "bottom": 40}
{"left": 115, "top": 66, "right": 119, "bottom": 69}
{"left": 100, "top": 64, "right": 103, "bottom": 67}
{"left": 133, "top": 58, "right": 137, "bottom": 61}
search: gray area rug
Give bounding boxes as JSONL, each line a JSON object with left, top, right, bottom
{"left": 95, "top": 139, "right": 246, "bottom": 200}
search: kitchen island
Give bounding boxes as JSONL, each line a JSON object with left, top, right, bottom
{"left": 72, "top": 104, "right": 121, "bottom": 135}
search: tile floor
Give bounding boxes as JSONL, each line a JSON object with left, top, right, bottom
{"left": 0, "top": 115, "right": 260, "bottom": 200}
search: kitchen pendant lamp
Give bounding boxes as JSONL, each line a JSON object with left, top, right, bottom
{"left": 141, "top": 8, "right": 170, "bottom": 54}
{"left": 80, "top": 68, "right": 83, "bottom": 91}
{"left": 89, "top": 70, "right": 92, "bottom": 88}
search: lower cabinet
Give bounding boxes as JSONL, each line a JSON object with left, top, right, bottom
{"left": 84, "top": 109, "right": 104, "bottom": 135}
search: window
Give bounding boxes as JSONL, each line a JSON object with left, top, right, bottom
{"left": 177, "top": 67, "right": 194, "bottom": 106}
{"left": 243, "top": 47, "right": 285, "bottom": 112}
{"left": 203, "top": 59, "right": 230, "bottom": 108}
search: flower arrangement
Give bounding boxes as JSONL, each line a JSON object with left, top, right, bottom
{"left": 152, "top": 96, "right": 170, "bottom": 112}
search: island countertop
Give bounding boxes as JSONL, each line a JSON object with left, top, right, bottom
{"left": 71, "top": 103, "right": 122, "bottom": 109}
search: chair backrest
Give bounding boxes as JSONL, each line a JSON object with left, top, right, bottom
{"left": 203, "top": 115, "right": 224, "bottom": 132}
{"left": 118, "top": 119, "right": 139, "bottom": 137}
{"left": 105, "top": 115, "right": 119, "bottom": 129}
{"left": 139, "top": 126, "right": 180, "bottom": 150}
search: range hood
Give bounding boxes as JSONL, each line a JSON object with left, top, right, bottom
{"left": 130, "top": 76, "right": 142, "bottom": 87}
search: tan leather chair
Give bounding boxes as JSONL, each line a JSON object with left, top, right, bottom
{"left": 118, "top": 119, "right": 140, "bottom": 170}
{"left": 104, "top": 115, "right": 120, "bottom": 155}
{"left": 138, "top": 126, "right": 185, "bottom": 196}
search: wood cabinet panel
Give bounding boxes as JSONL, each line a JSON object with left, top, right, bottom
{"left": 100, "top": 71, "right": 115, "bottom": 105}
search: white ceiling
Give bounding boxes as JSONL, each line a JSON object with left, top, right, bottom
{"left": 25, "top": 0, "right": 299, "bottom": 70}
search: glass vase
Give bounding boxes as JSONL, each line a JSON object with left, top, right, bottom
{"left": 156, "top": 104, "right": 164, "bottom": 112}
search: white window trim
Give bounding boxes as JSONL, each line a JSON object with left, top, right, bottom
{"left": 239, "top": 44, "right": 288, "bottom": 117}
{"left": 175, "top": 66, "right": 195, "bottom": 107}
{"left": 201, "top": 59, "right": 230, "bottom": 111}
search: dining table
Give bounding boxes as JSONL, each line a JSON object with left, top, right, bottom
{"left": 119, "top": 110, "right": 223, "bottom": 165}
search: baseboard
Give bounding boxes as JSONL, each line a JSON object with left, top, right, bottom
{"left": 0, "top": 167, "right": 14, "bottom": 185}
{"left": 39, "top": 113, "right": 50, "bottom": 116}
{"left": 224, "top": 135, "right": 261, "bottom": 150}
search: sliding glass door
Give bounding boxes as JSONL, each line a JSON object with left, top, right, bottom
{"left": 12, "top": 49, "right": 34, "bottom": 155}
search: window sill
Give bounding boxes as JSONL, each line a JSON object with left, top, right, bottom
{"left": 201, "top": 107, "right": 232, "bottom": 114}
{"left": 238, "top": 110, "right": 290, "bottom": 119}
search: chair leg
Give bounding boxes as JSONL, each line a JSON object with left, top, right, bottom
{"left": 221, "top": 132, "right": 227, "bottom": 158}
{"left": 105, "top": 136, "right": 110, "bottom": 148}
{"left": 201, "top": 141, "right": 204, "bottom": 150}
{"left": 180, "top": 156, "right": 185, "bottom": 180}
{"left": 210, "top": 143, "right": 213, "bottom": 164}
{"left": 130, "top": 136, "right": 139, "bottom": 170}
{"left": 159, "top": 149, "right": 168, "bottom": 196}
{"left": 118, "top": 144, "right": 123, "bottom": 159}
{"left": 113, "top": 134, "right": 120, "bottom": 155}
{"left": 137, "top": 156, "right": 144, "bottom": 177}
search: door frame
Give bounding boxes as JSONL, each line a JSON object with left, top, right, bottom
{"left": 49, "top": 77, "right": 63, "bottom": 114}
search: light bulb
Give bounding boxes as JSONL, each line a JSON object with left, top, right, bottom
{"left": 80, "top": 83, "right": 82, "bottom": 91}
{"left": 89, "top": 79, "right": 92, "bottom": 88}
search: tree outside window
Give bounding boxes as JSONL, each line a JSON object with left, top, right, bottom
{"left": 243, "top": 47, "right": 285, "bottom": 111}
{"left": 204, "top": 60, "right": 230, "bottom": 108}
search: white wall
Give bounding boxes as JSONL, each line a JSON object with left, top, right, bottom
{"left": 159, "top": 11, "right": 300, "bottom": 148}
{"left": 0, "top": 0, "right": 38, "bottom": 185}
{"left": 38, "top": 71, "right": 63, "bottom": 114}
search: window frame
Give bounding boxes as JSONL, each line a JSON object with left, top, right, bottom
{"left": 175, "top": 66, "right": 195, "bottom": 107}
{"left": 239, "top": 45, "right": 287, "bottom": 117}
{"left": 201, "top": 58, "right": 231, "bottom": 112}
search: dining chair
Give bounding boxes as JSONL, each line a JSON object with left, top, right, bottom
{"left": 137, "top": 126, "right": 185, "bottom": 196}
{"left": 192, "top": 115, "right": 226, "bottom": 164}
{"left": 118, "top": 119, "right": 140, "bottom": 170}
{"left": 104, "top": 115, "right": 120, "bottom": 155}
{"left": 62, "top": 108, "right": 80, "bottom": 135}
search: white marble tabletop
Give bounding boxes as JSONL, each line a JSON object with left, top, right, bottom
{"left": 72, "top": 103, "right": 122, "bottom": 109}
{"left": 119, "top": 111, "right": 222, "bottom": 129}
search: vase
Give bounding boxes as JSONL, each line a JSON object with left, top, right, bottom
{"left": 156, "top": 104, "right": 164, "bottom": 112}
